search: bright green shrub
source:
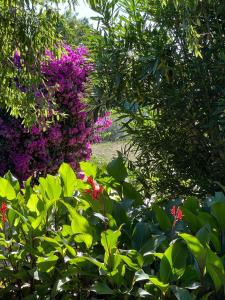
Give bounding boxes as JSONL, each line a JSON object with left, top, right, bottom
{"left": 0, "top": 159, "right": 224, "bottom": 298}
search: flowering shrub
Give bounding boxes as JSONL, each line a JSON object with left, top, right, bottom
{"left": 0, "top": 46, "right": 111, "bottom": 181}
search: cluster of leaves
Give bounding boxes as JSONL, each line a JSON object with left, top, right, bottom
{"left": 86, "top": 0, "right": 225, "bottom": 197}
{"left": 0, "top": 158, "right": 225, "bottom": 299}
{"left": 0, "top": 0, "right": 79, "bottom": 126}
{"left": 0, "top": 45, "right": 111, "bottom": 182}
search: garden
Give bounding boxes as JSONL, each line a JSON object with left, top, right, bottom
{"left": 0, "top": 0, "right": 225, "bottom": 299}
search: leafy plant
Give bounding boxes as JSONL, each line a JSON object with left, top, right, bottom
{"left": 86, "top": 0, "right": 225, "bottom": 197}
{"left": 0, "top": 158, "right": 224, "bottom": 298}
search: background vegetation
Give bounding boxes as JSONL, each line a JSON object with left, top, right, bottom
{"left": 86, "top": 0, "right": 225, "bottom": 198}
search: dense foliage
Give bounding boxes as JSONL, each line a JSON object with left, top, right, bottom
{"left": 0, "top": 0, "right": 80, "bottom": 126}
{"left": 0, "top": 45, "right": 111, "bottom": 181}
{"left": 86, "top": 0, "right": 225, "bottom": 197}
{"left": 0, "top": 160, "right": 224, "bottom": 298}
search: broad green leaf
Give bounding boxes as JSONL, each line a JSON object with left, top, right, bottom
{"left": 0, "top": 178, "right": 16, "bottom": 200}
{"left": 134, "top": 270, "right": 150, "bottom": 282}
{"left": 211, "top": 202, "right": 225, "bottom": 230}
{"left": 27, "top": 194, "right": 40, "bottom": 214}
{"left": 101, "top": 229, "right": 121, "bottom": 265}
{"left": 183, "top": 196, "right": 199, "bottom": 213}
{"left": 91, "top": 282, "right": 114, "bottom": 295}
{"left": 179, "top": 233, "right": 206, "bottom": 271}
{"left": 69, "top": 256, "right": 106, "bottom": 270}
{"left": 59, "top": 163, "right": 77, "bottom": 197}
{"left": 153, "top": 205, "right": 171, "bottom": 231}
{"left": 37, "top": 255, "right": 58, "bottom": 273}
{"left": 61, "top": 200, "right": 92, "bottom": 235}
{"left": 107, "top": 154, "right": 128, "bottom": 181}
{"left": 149, "top": 276, "right": 169, "bottom": 293}
{"left": 39, "top": 175, "right": 62, "bottom": 201}
{"left": 160, "top": 241, "right": 188, "bottom": 283}
{"left": 132, "top": 222, "right": 152, "bottom": 251}
{"left": 182, "top": 207, "right": 200, "bottom": 233}
{"left": 4, "top": 171, "right": 20, "bottom": 194}
{"left": 39, "top": 236, "right": 61, "bottom": 247}
{"left": 122, "top": 182, "right": 142, "bottom": 206}
{"left": 101, "top": 229, "right": 121, "bottom": 253}
{"left": 74, "top": 233, "right": 93, "bottom": 248}
{"left": 31, "top": 212, "right": 46, "bottom": 230}
{"left": 196, "top": 225, "right": 211, "bottom": 245}
{"left": 80, "top": 161, "right": 97, "bottom": 178}
{"left": 172, "top": 286, "right": 193, "bottom": 300}
{"left": 117, "top": 254, "right": 139, "bottom": 270}
{"left": 65, "top": 245, "right": 76, "bottom": 256}
{"left": 206, "top": 248, "right": 225, "bottom": 291}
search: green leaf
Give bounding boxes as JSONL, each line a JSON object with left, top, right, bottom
{"left": 182, "top": 207, "right": 200, "bottom": 233}
{"left": 39, "top": 236, "right": 61, "bottom": 247}
{"left": 153, "top": 205, "right": 172, "bottom": 231}
{"left": 101, "top": 229, "right": 121, "bottom": 265}
{"left": 39, "top": 175, "right": 62, "bottom": 201}
{"left": 61, "top": 200, "right": 92, "bottom": 235}
{"left": 91, "top": 281, "right": 114, "bottom": 295}
{"left": 101, "top": 229, "right": 121, "bottom": 253}
{"left": 211, "top": 202, "right": 225, "bottom": 230}
{"left": 69, "top": 256, "right": 106, "bottom": 270}
{"left": 80, "top": 161, "right": 97, "bottom": 178}
{"left": 122, "top": 181, "right": 142, "bottom": 206}
{"left": 134, "top": 269, "right": 150, "bottom": 282}
{"left": 206, "top": 248, "right": 225, "bottom": 291}
{"left": 160, "top": 241, "right": 188, "bottom": 283}
{"left": 132, "top": 222, "right": 152, "bottom": 251}
{"left": 27, "top": 194, "right": 40, "bottom": 214}
{"left": 74, "top": 233, "right": 93, "bottom": 248}
{"left": 117, "top": 254, "right": 139, "bottom": 270}
{"left": 149, "top": 276, "right": 169, "bottom": 293}
{"left": 107, "top": 154, "right": 128, "bottom": 181}
{"left": 59, "top": 163, "right": 77, "bottom": 197}
{"left": 196, "top": 225, "right": 211, "bottom": 245}
{"left": 179, "top": 233, "right": 206, "bottom": 271}
{"left": 183, "top": 196, "right": 199, "bottom": 213}
{"left": 172, "top": 286, "right": 193, "bottom": 300}
{"left": 31, "top": 212, "right": 46, "bottom": 230}
{"left": 37, "top": 255, "right": 58, "bottom": 273}
{"left": 0, "top": 178, "right": 16, "bottom": 200}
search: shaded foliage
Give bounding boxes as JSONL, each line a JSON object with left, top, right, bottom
{"left": 86, "top": 0, "right": 225, "bottom": 197}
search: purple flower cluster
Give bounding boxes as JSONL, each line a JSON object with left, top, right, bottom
{"left": 0, "top": 46, "right": 111, "bottom": 181}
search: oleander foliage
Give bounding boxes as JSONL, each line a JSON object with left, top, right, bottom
{"left": 0, "top": 159, "right": 225, "bottom": 299}
{"left": 86, "top": 0, "right": 225, "bottom": 197}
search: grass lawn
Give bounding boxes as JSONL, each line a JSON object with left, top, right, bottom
{"left": 91, "top": 140, "right": 129, "bottom": 165}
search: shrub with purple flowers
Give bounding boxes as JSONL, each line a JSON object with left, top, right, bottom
{"left": 0, "top": 45, "right": 111, "bottom": 181}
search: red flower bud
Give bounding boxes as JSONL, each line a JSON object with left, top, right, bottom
{"left": 177, "top": 208, "right": 183, "bottom": 220}
{"left": 1, "top": 202, "right": 7, "bottom": 213}
{"left": 170, "top": 205, "right": 176, "bottom": 217}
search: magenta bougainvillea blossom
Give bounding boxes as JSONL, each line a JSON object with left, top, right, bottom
{"left": 0, "top": 46, "right": 111, "bottom": 181}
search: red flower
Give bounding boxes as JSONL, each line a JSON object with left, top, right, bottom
{"left": 1, "top": 202, "right": 7, "bottom": 213}
{"left": 177, "top": 208, "right": 183, "bottom": 220}
{"left": 85, "top": 177, "right": 104, "bottom": 200}
{"left": 170, "top": 205, "right": 176, "bottom": 217}
{"left": 170, "top": 205, "right": 183, "bottom": 227}
{"left": 0, "top": 202, "right": 7, "bottom": 225}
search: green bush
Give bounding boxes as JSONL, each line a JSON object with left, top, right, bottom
{"left": 87, "top": 0, "right": 225, "bottom": 197}
{"left": 0, "top": 159, "right": 224, "bottom": 298}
